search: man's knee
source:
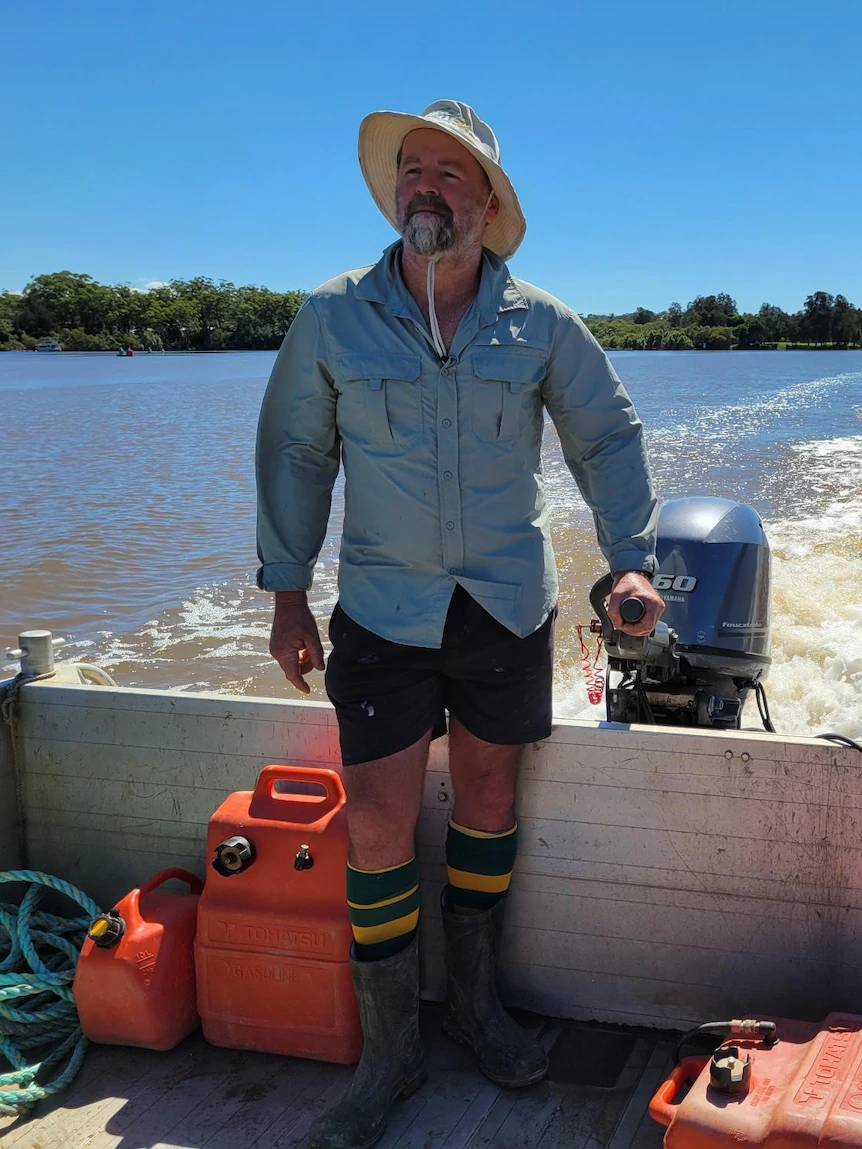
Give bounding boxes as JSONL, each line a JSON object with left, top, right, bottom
{"left": 448, "top": 723, "right": 523, "bottom": 829}
{"left": 347, "top": 801, "right": 416, "bottom": 869}
{"left": 458, "top": 761, "right": 517, "bottom": 802}
{"left": 449, "top": 764, "right": 519, "bottom": 832}
{"left": 342, "top": 734, "right": 431, "bottom": 868}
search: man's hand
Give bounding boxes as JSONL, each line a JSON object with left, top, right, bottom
{"left": 270, "top": 591, "right": 325, "bottom": 694}
{"left": 607, "top": 571, "right": 665, "bottom": 637}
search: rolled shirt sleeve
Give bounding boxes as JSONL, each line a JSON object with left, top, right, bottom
{"left": 542, "top": 312, "right": 658, "bottom": 576}
{"left": 255, "top": 295, "right": 340, "bottom": 591}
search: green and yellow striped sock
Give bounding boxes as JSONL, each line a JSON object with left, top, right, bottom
{"left": 346, "top": 858, "right": 420, "bottom": 962}
{"left": 445, "top": 819, "right": 518, "bottom": 912}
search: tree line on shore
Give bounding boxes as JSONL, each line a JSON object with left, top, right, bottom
{"left": 1, "top": 271, "right": 860, "bottom": 353}
{"left": 0, "top": 271, "right": 306, "bottom": 352}
{"left": 583, "top": 291, "right": 862, "bottom": 350}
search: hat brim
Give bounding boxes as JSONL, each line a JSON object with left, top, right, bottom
{"left": 358, "top": 110, "right": 526, "bottom": 261}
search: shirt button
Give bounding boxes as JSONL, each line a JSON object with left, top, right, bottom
{"left": 446, "top": 521, "right": 455, "bottom": 530}
{"left": 441, "top": 367, "right": 450, "bottom": 376}
{"left": 449, "top": 568, "right": 460, "bottom": 576}
{"left": 442, "top": 418, "right": 452, "bottom": 428}
{"left": 443, "top": 470, "right": 453, "bottom": 480}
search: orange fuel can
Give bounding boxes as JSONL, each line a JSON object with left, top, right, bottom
{"left": 73, "top": 868, "right": 203, "bottom": 1050}
{"left": 650, "top": 1014, "right": 862, "bottom": 1149}
{"left": 195, "top": 764, "right": 361, "bottom": 1064}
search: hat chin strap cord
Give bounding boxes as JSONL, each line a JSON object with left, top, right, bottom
{"left": 426, "top": 257, "right": 447, "bottom": 360}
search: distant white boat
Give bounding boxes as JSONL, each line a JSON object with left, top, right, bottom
{"left": 35, "top": 338, "right": 62, "bottom": 352}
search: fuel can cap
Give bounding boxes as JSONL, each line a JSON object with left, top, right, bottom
{"left": 88, "top": 909, "right": 125, "bottom": 948}
{"left": 710, "top": 1045, "right": 752, "bottom": 1094}
{"left": 212, "top": 835, "right": 255, "bottom": 876}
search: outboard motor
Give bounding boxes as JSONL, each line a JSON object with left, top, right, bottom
{"left": 591, "top": 497, "right": 771, "bottom": 728}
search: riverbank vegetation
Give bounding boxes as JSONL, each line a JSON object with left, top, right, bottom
{"left": 1, "top": 272, "right": 860, "bottom": 352}
{"left": 0, "top": 272, "right": 306, "bottom": 352}
{"left": 582, "top": 292, "right": 862, "bottom": 350}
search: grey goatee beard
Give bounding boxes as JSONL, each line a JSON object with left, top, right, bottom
{"left": 402, "top": 210, "right": 454, "bottom": 257}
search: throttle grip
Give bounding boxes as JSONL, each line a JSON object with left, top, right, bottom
{"left": 620, "top": 597, "right": 646, "bottom": 624}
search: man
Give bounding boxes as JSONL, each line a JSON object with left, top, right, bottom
{"left": 256, "top": 100, "right": 664, "bottom": 1149}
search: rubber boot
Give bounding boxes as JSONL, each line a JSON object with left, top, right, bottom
{"left": 440, "top": 887, "right": 548, "bottom": 1088}
{"left": 307, "top": 934, "right": 427, "bottom": 1149}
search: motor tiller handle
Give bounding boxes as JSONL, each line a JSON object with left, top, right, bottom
{"left": 589, "top": 574, "right": 615, "bottom": 643}
{"left": 648, "top": 1056, "right": 710, "bottom": 1127}
{"left": 589, "top": 575, "right": 647, "bottom": 635}
{"left": 620, "top": 597, "right": 646, "bottom": 624}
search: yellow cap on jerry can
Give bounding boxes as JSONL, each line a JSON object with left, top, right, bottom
{"left": 87, "top": 909, "right": 125, "bottom": 948}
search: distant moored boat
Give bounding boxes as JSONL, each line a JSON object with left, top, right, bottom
{"left": 35, "top": 338, "right": 63, "bottom": 352}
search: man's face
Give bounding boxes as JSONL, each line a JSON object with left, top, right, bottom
{"left": 395, "top": 128, "right": 497, "bottom": 257}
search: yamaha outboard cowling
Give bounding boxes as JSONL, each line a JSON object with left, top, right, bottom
{"left": 656, "top": 497, "right": 771, "bottom": 679}
{"left": 591, "top": 496, "right": 771, "bottom": 728}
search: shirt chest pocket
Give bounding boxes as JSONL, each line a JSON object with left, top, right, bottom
{"left": 334, "top": 353, "right": 422, "bottom": 448}
{"left": 470, "top": 350, "right": 547, "bottom": 442}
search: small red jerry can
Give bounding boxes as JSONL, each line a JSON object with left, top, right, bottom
{"left": 195, "top": 764, "right": 361, "bottom": 1064}
{"left": 650, "top": 1014, "right": 862, "bottom": 1149}
{"left": 73, "top": 868, "right": 203, "bottom": 1050}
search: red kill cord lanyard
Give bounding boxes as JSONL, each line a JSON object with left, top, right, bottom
{"left": 577, "top": 624, "right": 605, "bottom": 705}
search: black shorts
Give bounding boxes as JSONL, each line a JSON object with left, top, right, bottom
{"left": 324, "top": 585, "right": 556, "bottom": 766}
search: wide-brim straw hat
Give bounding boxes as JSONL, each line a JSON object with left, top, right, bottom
{"left": 358, "top": 99, "right": 526, "bottom": 261}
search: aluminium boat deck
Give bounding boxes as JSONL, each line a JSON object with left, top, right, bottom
{"left": 2, "top": 674, "right": 860, "bottom": 1147}
{"left": 0, "top": 1009, "right": 673, "bottom": 1149}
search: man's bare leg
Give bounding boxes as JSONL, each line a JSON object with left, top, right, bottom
{"left": 343, "top": 729, "right": 433, "bottom": 869}
{"left": 447, "top": 716, "right": 524, "bottom": 831}
{"left": 309, "top": 732, "right": 432, "bottom": 1149}
{"left": 344, "top": 720, "right": 522, "bottom": 861}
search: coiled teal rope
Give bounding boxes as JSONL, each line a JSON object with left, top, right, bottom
{"left": 0, "top": 871, "right": 102, "bottom": 1116}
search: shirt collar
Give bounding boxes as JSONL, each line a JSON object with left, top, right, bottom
{"left": 354, "top": 241, "right": 527, "bottom": 327}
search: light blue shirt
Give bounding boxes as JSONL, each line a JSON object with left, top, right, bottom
{"left": 256, "top": 242, "right": 657, "bottom": 646}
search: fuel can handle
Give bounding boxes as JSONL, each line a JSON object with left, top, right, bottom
{"left": 129, "top": 868, "right": 203, "bottom": 911}
{"left": 248, "top": 764, "right": 347, "bottom": 828}
{"left": 254, "top": 764, "right": 345, "bottom": 803}
{"left": 649, "top": 1057, "right": 710, "bottom": 1127}
{"left": 136, "top": 868, "right": 204, "bottom": 898}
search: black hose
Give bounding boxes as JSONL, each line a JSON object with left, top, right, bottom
{"left": 750, "top": 685, "right": 860, "bottom": 752}
{"left": 816, "top": 733, "right": 862, "bottom": 754}
{"left": 672, "top": 1020, "right": 778, "bottom": 1065}
{"left": 635, "top": 666, "right": 655, "bottom": 724}
{"left": 673, "top": 1022, "right": 733, "bottom": 1065}
{"left": 754, "top": 680, "right": 776, "bottom": 733}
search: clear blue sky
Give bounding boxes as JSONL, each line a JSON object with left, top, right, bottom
{"left": 3, "top": 0, "right": 860, "bottom": 315}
